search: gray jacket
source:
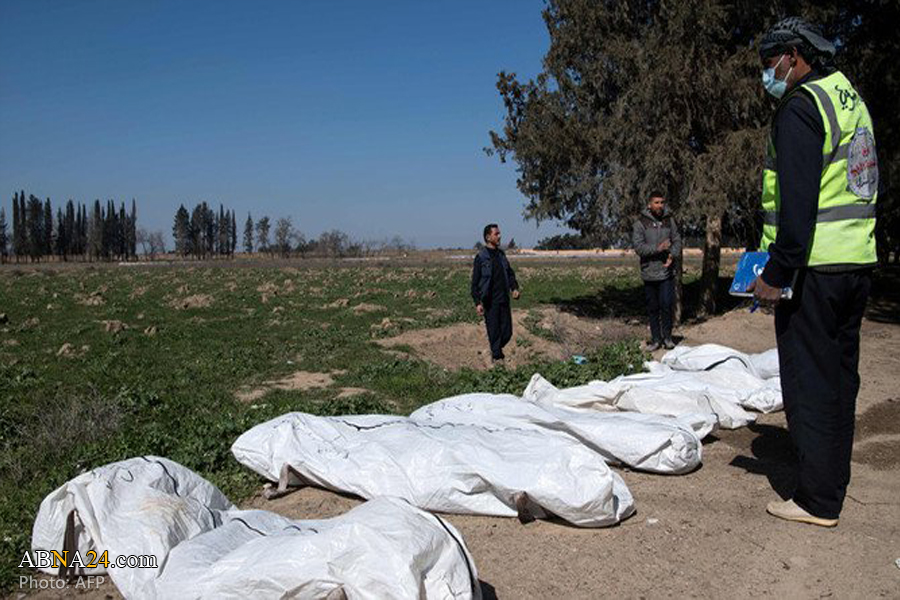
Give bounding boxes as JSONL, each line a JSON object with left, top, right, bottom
{"left": 632, "top": 207, "right": 682, "bottom": 282}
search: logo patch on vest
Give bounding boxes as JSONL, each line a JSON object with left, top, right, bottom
{"left": 847, "top": 128, "right": 878, "bottom": 199}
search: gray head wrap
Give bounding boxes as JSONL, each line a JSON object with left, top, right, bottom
{"left": 759, "top": 17, "right": 836, "bottom": 60}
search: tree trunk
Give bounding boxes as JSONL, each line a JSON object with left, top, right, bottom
{"left": 673, "top": 244, "right": 684, "bottom": 324}
{"left": 698, "top": 213, "right": 723, "bottom": 317}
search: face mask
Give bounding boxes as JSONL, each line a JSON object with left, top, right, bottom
{"left": 762, "top": 55, "right": 792, "bottom": 99}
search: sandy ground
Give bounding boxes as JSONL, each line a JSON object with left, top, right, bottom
{"left": 19, "top": 308, "right": 900, "bottom": 599}
{"left": 378, "top": 307, "right": 643, "bottom": 370}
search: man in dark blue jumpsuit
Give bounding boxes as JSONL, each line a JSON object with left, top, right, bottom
{"left": 471, "top": 224, "right": 520, "bottom": 365}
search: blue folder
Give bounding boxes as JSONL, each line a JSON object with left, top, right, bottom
{"left": 729, "top": 251, "right": 794, "bottom": 299}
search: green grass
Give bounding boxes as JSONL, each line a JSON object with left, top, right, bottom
{"left": 0, "top": 261, "right": 648, "bottom": 590}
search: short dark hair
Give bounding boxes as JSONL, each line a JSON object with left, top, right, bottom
{"left": 648, "top": 191, "right": 666, "bottom": 201}
{"left": 483, "top": 223, "right": 499, "bottom": 242}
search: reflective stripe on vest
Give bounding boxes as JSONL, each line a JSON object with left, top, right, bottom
{"left": 758, "top": 71, "right": 878, "bottom": 266}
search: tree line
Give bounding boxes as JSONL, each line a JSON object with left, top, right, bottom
{"left": 1, "top": 191, "right": 137, "bottom": 263}
{"left": 171, "top": 207, "right": 415, "bottom": 260}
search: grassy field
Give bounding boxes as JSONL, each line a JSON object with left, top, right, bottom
{"left": 0, "top": 258, "right": 671, "bottom": 589}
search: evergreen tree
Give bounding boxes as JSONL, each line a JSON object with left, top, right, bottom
{"left": 0, "top": 207, "right": 8, "bottom": 263}
{"left": 217, "top": 204, "right": 226, "bottom": 256}
{"left": 89, "top": 200, "right": 103, "bottom": 260}
{"left": 129, "top": 199, "right": 137, "bottom": 258}
{"left": 65, "top": 200, "right": 76, "bottom": 258}
{"left": 189, "top": 204, "right": 204, "bottom": 258}
{"left": 230, "top": 210, "right": 237, "bottom": 256}
{"left": 11, "top": 192, "right": 20, "bottom": 262}
{"left": 119, "top": 202, "right": 127, "bottom": 259}
{"left": 43, "top": 198, "right": 53, "bottom": 257}
{"left": 55, "top": 208, "right": 66, "bottom": 259}
{"left": 77, "top": 203, "right": 87, "bottom": 257}
{"left": 205, "top": 203, "right": 215, "bottom": 257}
{"left": 18, "top": 192, "right": 26, "bottom": 259}
{"left": 27, "top": 195, "right": 43, "bottom": 261}
{"left": 173, "top": 205, "right": 191, "bottom": 257}
{"left": 255, "top": 216, "right": 270, "bottom": 255}
{"left": 243, "top": 213, "right": 254, "bottom": 254}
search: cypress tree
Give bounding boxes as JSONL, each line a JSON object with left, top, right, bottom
{"left": 55, "top": 207, "right": 66, "bottom": 259}
{"left": 243, "top": 213, "right": 253, "bottom": 254}
{"left": 230, "top": 210, "right": 237, "bottom": 256}
{"left": 130, "top": 199, "right": 137, "bottom": 258}
{"left": 0, "top": 207, "right": 8, "bottom": 263}
{"left": 43, "top": 198, "right": 53, "bottom": 258}
{"left": 89, "top": 200, "right": 103, "bottom": 260}
{"left": 11, "top": 192, "right": 20, "bottom": 262}
{"left": 27, "top": 195, "right": 43, "bottom": 261}
{"left": 65, "top": 200, "right": 76, "bottom": 258}
{"left": 173, "top": 204, "right": 190, "bottom": 257}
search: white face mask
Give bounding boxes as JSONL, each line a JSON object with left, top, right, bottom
{"left": 761, "top": 54, "right": 793, "bottom": 99}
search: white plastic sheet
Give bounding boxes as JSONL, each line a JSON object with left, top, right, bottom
{"left": 152, "top": 497, "right": 479, "bottom": 600}
{"left": 232, "top": 413, "right": 635, "bottom": 527}
{"left": 32, "top": 457, "right": 481, "bottom": 599}
{"left": 523, "top": 344, "right": 783, "bottom": 429}
{"left": 31, "top": 456, "right": 234, "bottom": 595}
{"left": 410, "top": 393, "right": 713, "bottom": 474}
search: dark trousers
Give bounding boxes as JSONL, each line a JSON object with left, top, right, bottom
{"left": 643, "top": 277, "right": 674, "bottom": 342}
{"left": 484, "top": 300, "right": 513, "bottom": 360}
{"left": 775, "top": 269, "right": 871, "bottom": 519}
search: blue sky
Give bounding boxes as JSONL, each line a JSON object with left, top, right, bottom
{"left": 0, "top": 0, "right": 570, "bottom": 249}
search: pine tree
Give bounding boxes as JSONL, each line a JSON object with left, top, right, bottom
{"left": 0, "top": 207, "right": 8, "bottom": 263}
{"left": 243, "top": 213, "right": 254, "bottom": 254}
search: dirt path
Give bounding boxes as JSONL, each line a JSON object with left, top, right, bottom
{"left": 250, "top": 309, "right": 900, "bottom": 598}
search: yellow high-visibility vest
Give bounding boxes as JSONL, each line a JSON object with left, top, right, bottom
{"left": 760, "top": 70, "right": 878, "bottom": 266}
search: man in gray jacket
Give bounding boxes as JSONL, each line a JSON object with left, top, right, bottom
{"left": 632, "top": 192, "right": 682, "bottom": 350}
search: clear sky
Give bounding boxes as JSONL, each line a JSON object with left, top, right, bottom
{"left": 0, "top": 0, "right": 572, "bottom": 249}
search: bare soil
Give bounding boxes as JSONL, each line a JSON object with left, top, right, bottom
{"left": 378, "top": 307, "right": 644, "bottom": 370}
{"left": 235, "top": 370, "right": 346, "bottom": 403}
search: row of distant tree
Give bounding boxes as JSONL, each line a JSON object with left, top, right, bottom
{"left": 0, "top": 191, "right": 137, "bottom": 262}
{"left": 240, "top": 213, "right": 415, "bottom": 258}
{"left": 0, "top": 192, "right": 420, "bottom": 263}
{"left": 171, "top": 208, "right": 416, "bottom": 260}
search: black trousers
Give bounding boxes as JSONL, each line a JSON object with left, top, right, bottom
{"left": 775, "top": 268, "right": 871, "bottom": 519}
{"left": 484, "top": 300, "right": 513, "bottom": 360}
{"left": 643, "top": 277, "right": 674, "bottom": 342}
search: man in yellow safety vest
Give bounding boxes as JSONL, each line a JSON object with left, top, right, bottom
{"left": 749, "top": 17, "right": 878, "bottom": 527}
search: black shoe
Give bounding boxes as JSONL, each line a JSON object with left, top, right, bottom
{"left": 646, "top": 340, "right": 661, "bottom": 351}
{"left": 663, "top": 338, "right": 676, "bottom": 350}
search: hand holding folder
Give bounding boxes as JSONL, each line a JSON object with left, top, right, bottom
{"left": 729, "top": 252, "right": 794, "bottom": 311}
